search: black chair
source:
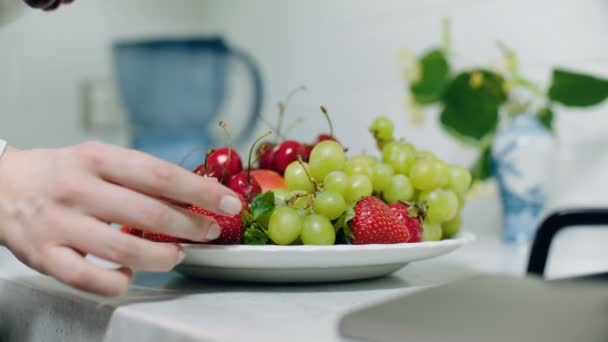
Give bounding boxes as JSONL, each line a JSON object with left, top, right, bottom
{"left": 527, "top": 208, "right": 608, "bottom": 280}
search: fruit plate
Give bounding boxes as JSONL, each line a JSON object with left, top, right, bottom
{"left": 175, "top": 232, "right": 475, "bottom": 283}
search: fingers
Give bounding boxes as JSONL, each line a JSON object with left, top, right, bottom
{"left": 74, "top": 178, "right": 221, "bottom": 242}
{"left": 74, "top": 142, "right": 242, "bottom": 216}
{"left": 41, "top": 246, "right": 133, "bottom": 297}
{"left": 61, "top": 212, "right": 185, "bottom": 271}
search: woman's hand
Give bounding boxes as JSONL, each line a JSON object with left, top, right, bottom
{"left": 0, "top": 142, "right": 242, "bottom": 296}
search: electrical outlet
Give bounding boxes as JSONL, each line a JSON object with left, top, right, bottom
{"left": 79, "top": 78, "right": 129, "bottom": 134}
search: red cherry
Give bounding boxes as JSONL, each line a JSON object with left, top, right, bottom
{"left": 227, "top": 171, "right": 261, "bottom": 203}
{"left": 272, "top": 140, "right": 306, "bottom": 174}
{"left": 256, "top": 141, "right": 276, "bottom": 170}
{"left": 203, "top": 147, "right": 242, "bottom": 182}
{"left": 301, "top": 144, "right": 313, "bottom": 162}
{"left": 316, "top": 133, "right": 334, "bottom": 143}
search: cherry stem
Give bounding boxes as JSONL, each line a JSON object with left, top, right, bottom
{"left": 276, "top": 86, "right": 307, "bottom": 139}
{"left": 246, "top": 131, "right": 273, "bottom": 184}
{"left": 282, "top": 116, "right": 305, "bottom": 138}
{"left": 320, "top": 105, "right": 334, "bottom": 138}
{"left": 177, "top": 145, "right": 207, "bottom": 168}
{"left": 204, "top": 148, "right": 214, "bottom": 176}
{"left": 296, "top": 155, "right": 318, "bottom": 193}
{"left": 218, "top": 121, "right": 234, "bottom": 182}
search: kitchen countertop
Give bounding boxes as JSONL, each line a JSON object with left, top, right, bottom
{"left": 2, "top": 198, "right": 608, "bottom": 342}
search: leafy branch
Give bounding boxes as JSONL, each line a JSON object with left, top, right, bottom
{"left": 403, "top": 18, "right": 608, "bottom": 182}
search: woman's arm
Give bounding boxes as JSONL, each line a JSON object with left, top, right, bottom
{"left": 0, "top": 141, "right": 241, "bottom": 297}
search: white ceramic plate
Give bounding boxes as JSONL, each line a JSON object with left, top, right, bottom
{"left": 175, "top": 232, "right": 475, "bottom": 283}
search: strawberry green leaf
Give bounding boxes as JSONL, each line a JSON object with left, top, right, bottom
{"left": 241, "top": 210, "right": 253, "bottom": 227}
{"left": 250, "top": 191, "right": 275, "bottom": 221}
{"left": 335, "top": 206, "right": 356, "bottom": 243}
{"left": 548, "top": 69, "right": 608, "bottom": 107}
{"left": 243, "top": 223, "right": 269, "bottom": 245}
{"left": 410, "top": 49, "right": 450, "bottom": 105}
{"left": 440, "top": 69, "right": 506, "bottom": 144}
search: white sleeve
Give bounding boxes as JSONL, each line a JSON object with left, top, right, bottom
{"left": 0, "top": 139, "right": 7, "bottom": 160}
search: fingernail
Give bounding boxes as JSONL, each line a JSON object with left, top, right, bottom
{"left": 218, "top": 195, "right": 242, "bottom": 215}
{"left": 176, "top": 249, "right": 185, "bottom": 265}
{"left": 206, "top": 223, "right": 221, "bottom": 241}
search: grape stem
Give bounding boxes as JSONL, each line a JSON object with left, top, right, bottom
{"left": 296, "top": 156, "right": 319, "bottom": 193}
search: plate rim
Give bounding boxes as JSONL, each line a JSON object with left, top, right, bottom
{"left": 181, "top": 232, "right": 476, "bottom": 252}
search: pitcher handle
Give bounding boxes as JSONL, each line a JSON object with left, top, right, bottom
{"left": 228, "top": 48, "right": 264, "bottom": 148}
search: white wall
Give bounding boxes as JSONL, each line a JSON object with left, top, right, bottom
{"left": 2, "top": 0, "right": 608, "bottom": 204}
{"left": 2, "top": 0, "right": 608, "bottom": 154}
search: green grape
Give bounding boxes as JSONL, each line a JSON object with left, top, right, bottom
{"left": 369, "top": 116, "right": 394, "bottom": 141}
{"left": 349, "top": 155, "right": 378, "bottom": 166}
{"left": 290, "top": 192, "right": 310, "bottom": 211}
{"left": 422, "top": 189, "right": 459, "bottom": 223}
{"left": 442, "top": 214, "right": 462, "bottom": 239}
{"left": 284, "top": 161, "right": 314, "bottom": 193}
{"left": 423, "top": 221, "right": 442, "bottom": 241}
{"left": 309, "top": 141, "right": 346, "bottom": 181}
{"left": 300, "top": 214, "right": 336, "bottom": 245}
{"left": 272, "top": 189, "right": 290, "bottom": 205}
{"left": 323, "top": 171, "right": 350, "bottom": 196}
{"left": 372, "top": 163, "right": 394, "bottom": 192}
{"left": 381, "top": 142, "right": 414, "bottom": 174}
{"left": 383, "top": 174, "right": 414, "bottom": 203}
{"left": 313, "top": 190, "right": 347, "bottom": 220}
{"left": 447, "top": 165, "right": 472, "bottom": 193}
{"left": 361, "top": 155, "right": 379, "bottom": 166}
{"left": 409, "top": 159, "right": 445, "bottom": 190}
{"left": 345, "top": 174, "right": 373, "bottom": 203}
{"left": 456, "top": 191, "right": 466, "bottom": 210}
{"left": 415, "top": 150, "right": 437, "bottom": 161}
{"left": 437, "top": 159, "right": 450, "bottom": 187}
{"left": 344, "top": 157, "right": 374, "bottom": 178}
{"left": 268, "top": 207, "right": 303, "bottom": 245}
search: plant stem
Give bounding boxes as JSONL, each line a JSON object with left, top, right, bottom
{"left": 441, "top": 17, "right": 451, "bottom": 56}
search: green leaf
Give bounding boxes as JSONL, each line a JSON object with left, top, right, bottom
{"left": 243, "top": 223, "right": 269, "bottom": 245}
{"left": 548, "top": 69, "right": 608, "bottom": 107}
{"left": 410, "top": 49, "right": 450, "bottom": 105}
{"left": 334, "top": 206, "right": 355, "bottom": 243}
{"left": 440, "top": 70, "right": 507, "bottom": 143}
{"left": 250, "top": 191, "right": 275, "bottom": 221}
{"left": 537, "top": 106, "right": 554, "bottom": 131}
{"left": 470, "top": 144, "right": 494, "bottom": 182}
{"left": 241, "top": 210, "right": 253, "bottom": 227}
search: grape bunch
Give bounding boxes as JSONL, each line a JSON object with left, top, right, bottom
{"left": 122, "top": 105, "right": 471, "bottom": 245}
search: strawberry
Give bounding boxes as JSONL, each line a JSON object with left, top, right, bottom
{"left": 142, "top": 231, "right": 186, "bottom": 243}
{"left": 118, "top": 195, "right": 247, "bottom": 245}
{"left": 187, "top": 202, "right": 246, "bottom": 245}
{"left": 388, "top": 202, "right": 423, "bottom": 243}
{"left": 349, "top": 196, "right": 409, "bottom": 244}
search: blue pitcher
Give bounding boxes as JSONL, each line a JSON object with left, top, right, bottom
{"left": 112, "top": 37, "right": 263, "bottom": 170}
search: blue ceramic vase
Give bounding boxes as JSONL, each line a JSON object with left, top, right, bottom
{"left": 491, "top": 113, "right": 555, "bottom": 243}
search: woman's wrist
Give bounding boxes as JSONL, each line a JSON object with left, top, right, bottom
{"left": 0, "top": 144, "right": 18, "bottom": 246}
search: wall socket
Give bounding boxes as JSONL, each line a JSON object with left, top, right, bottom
{"left": 79, "top": 78, "right": 130, "bottom": 134}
